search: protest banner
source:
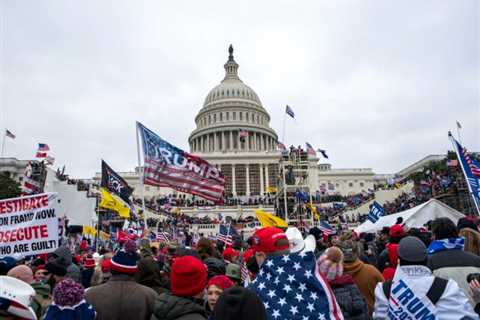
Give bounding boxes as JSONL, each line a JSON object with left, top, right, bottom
{"left": 0, "top": 193, "right": 60, "bottom": 258}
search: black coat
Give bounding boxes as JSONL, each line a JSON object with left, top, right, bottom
{"left": 151, "top": 293, "right": 207, "bottom": 320}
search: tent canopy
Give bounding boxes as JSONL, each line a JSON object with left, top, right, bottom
{"left": 354, "top": 199, "right": 465, "bottom": 234}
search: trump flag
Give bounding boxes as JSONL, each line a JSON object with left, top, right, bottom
{"left": 137, "top": 122, "right": 225, "bottom": 203}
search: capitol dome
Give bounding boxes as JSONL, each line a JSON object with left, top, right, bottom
{"left": 189, "top": 45, "right": 278, "bottom": 154}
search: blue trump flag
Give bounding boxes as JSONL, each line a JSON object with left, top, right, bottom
{"left": 137, "top": 122, "right": 225, "bottom": 203}
{"left": 248, "top": 251, "right": 343, "bottom": 320}
{"left": 367, "top": 201, "right": 385, "bottom": 223}
{"left": 450, "top": 134, "right": 480, "bottom": 214}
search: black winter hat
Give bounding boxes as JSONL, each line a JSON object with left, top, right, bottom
{"left": 211, "top": 286, "right": 266, "bottom": 320}
{"left": 45, "top": 261, "right": 68, "bottom": 277}
{"left": 457, "top": 218, "right": 478, "bottom": 232}
{"left": 309, "top": 227, "right": 322, "bottom": 241}
{"left": 204, "top": 258, "right": 226, "bottom": 279}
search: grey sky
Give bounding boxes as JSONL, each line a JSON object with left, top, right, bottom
{"left": 1, "top": 0, "right": 478, "bottom": 178}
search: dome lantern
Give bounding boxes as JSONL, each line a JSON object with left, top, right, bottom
{"left": 223, "top": 44, "right": 240, "bottom": 81}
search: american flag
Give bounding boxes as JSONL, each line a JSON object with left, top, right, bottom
{"left": 156, "top": 232, "right": 170, "bottom": 243}
{"left": 137, "top": 122, "right": 225, "bottom": 203}
{"left": 277, "top": 141, "right": 287, "bottom": 152}
{"left": 306, "top": 142, "right": 316, "bottom": 156}
{"left": 217, "top": 224, "right": 235, "bottom": 246}
{"left": 248, "top": 251, "right": 343, "bottom": 320}
{"left": 285, "top": 105, "right": 295, "bottom": 118}
{"left": 239, "top": 129, "right": 248, "bottom": 138}
{"left": 38, "top": 143, "right": 50, "bottom": 152}
{"left": 241, "top": 261, "right": 250, "bottom": 284}
{"left": 318, "top": 220, "right": 335, "bottom": 236}
{"left": 462, "top": 148, "right": 480, "bottom": 177}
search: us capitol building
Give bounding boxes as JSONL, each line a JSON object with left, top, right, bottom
{"left": 188, "top": 46, "right": 281, "bottom": 197}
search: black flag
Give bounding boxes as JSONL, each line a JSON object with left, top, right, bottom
{"left": 101, "top": 160, "right": 133, "bottom": 203}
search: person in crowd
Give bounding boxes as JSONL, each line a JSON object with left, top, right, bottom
{"left": 222, "top": 247, "right": 239, "bottom": 264}
{"left": 86, "top": 240, "right": 157, "bottom": 320}
{"left": 0, "top": 275, "right": 37, "bottom": 320}
{"left": 205, "top": 275, "right": 235, "bottom": 317}
{"left": 90, "top": 256, "right": 112, "bottom": 287}
{"left": 135, "top": 239, "right": 165, "bottom": 294}
{"left": 225, "top": 263, "right": 242, "bottom": 286}
{"left": 151, "top": 255, "right": 208, "bottom": 320}
{"left": 33, "top": 265, "right": 48, "bottom": 283}
{"left": 468, "top": 277, "right": 480, "bottom": 316}
{"left": 458, "top": 218, "right": 480, "bottom": 256}
{"left": 81, "top": 254, "right": 96, "bottom": 289}
{"left": 376, "top": 227, "right": 390, "bottom": 255}
{"left": 377, "top": 224, "right": 406, "bottom": 277}
{"left": 204, "top": 257, "right": 226, "bottom": 279}
{"left": 0, "top": 256, "right": 17, "bottom": 275}
{"left": 374, "top": 236, "right": 477, "bottom": 319}
{"left": 43, "top": 278, "right": 96, "bottom": 320}
{"left": 48, "top": 246, "right": 81, "bottom": 283}
{"left": 340, "top": 239, "right": 384, "bottom": 315}
{"left": 211, "top": 286, "right": 267, "bottom": 320}
{"left": 427, "top": 217, "right": 480, "bottom": 306}
{"left": 318, "top": 246, "right": 369, "bottom": 319}
{"left": 7, "top": 264, "right": 51, "bottom": 319}
{"left": 44, "top": 260, "right": 68, "bottom": 291}
{"left": 197, "top": 238, "right": 218, "bottom": 261}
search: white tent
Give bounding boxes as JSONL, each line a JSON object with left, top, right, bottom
{"left": 354, "top": 199, "right": 465, "bottom": 234}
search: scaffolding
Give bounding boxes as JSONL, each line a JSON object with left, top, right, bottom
{"left": 276, "top": 149, "right": 315, "bottom": 226}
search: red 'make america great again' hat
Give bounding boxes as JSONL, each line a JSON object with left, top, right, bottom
{"left": 250, "top": 227, "right": 289, "bottom": 254}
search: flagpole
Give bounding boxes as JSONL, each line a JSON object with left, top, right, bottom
{"left": 281, "top": 109, "right": 288, "bottom": 223}
{"left": 135, "top": 123, "right": 148, "bottom": 229}
{"left": 448, "top": 132, "right": 480, "bottom": 215}
{"left": 457, "top": 123, "right": 463, "bottom": 145}
{"left": 1, "top": 130, "right": 5, "bottom": 157}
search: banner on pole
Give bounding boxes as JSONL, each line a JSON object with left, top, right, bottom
{"left": 0, "top": 193, "right": 60, "bottom": 258}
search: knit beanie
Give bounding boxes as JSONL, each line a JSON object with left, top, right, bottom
{"left": 53, "top": 278, "right": 85, "bottom": 307}
{"left": 110, "top": 240, "right": 140, "bottom": 274}
{"left": 207, "top": 275, "right": 234, "bottom": 290}
{"left": 204, "top": 258, "right": 226, "bottom": 279}
{"left": 45, "top": 261, "right": 68, "bottom": 277}
{"left": 7, "top": 265, "right": 34, "bottom": 284}
{"left": 211, "top": 286, "right": 267, "bottom": 320}
{"left": 317, "top": 247, "right": 344, "bottom": 281}
{"left": 43, "top": 279, "right": 96, "bottom": 320}
{"left": 170, "top": 256, "right": 207, "bottom": 297}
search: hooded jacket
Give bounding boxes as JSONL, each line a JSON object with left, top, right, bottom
{"left": 53, "top": 246, "right": 81, "bottom": 283}
{"left": 373, "top": 265, "right": 478, "bottom": 319}
{"left": 135, "top": 247, "right": 166, "bottom": 294}
{"left": 151, "top": 293, "right": 207, "bottom": 320}
{"left": 343, "top": 258, "right": 384, "bottom": 315}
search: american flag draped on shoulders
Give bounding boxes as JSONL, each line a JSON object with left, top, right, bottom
{"left": 248, "top": 251, "right": 343, "bottom": 320}
{"left": 137, "top": 122, "right": 225, "bottom": 203}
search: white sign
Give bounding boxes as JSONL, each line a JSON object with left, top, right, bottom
{"left": 0, "top": 193, "right": 59, "bottom": 258}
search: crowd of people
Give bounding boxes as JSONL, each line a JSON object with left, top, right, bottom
{"left": 3, "top": 214, "right": 480, "bottom": 319}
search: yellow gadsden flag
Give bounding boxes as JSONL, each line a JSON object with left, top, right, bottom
{"left": 254, "top": 209, "right": 288, "bottom": 228}
{"left": 99, "top": 187, "right": 130, "bottom": 218}
{"left": 266, "top": 186, "right": 278, "bottom": 193}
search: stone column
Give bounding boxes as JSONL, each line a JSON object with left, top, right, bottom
{"left": 206, "top": 134, "right": 210, "bottom": 152}
{"left": 260, "top": 164, "right": 264, "bottom": 195}
{"left": 253, "top": 132, "right": 257, "bottom": 151}
{"left": 265, "top": 164, "right": 270, "bottom": 189}
{"left": 229, "top": 131, "right": 233, "bottom": 151}
{"left": 245, "top": 164, "right": 250, "bottom": 196}
{"left": 261, "top": 134, "right": 265, "bottom": 151}
{"left": 221, "top": 132, "right": 225, "bottom": 151}
{"left": 238, "top": 131, "right": 242, "bottom": 151}
{"left": 232, "top": 164, "right": 236, "bottom": 196}
{"left": 213, "top": 132, "right": 217, "bottom": 152}
{"left": 245, "top": 132, "right": 249, "bottom": 152}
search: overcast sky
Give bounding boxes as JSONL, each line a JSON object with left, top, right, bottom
{"left": 1, "top": 0, "right": 478, "bottom": 178}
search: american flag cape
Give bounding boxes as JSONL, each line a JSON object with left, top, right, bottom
{"left": 137, "top": 122, "right": 225, "bottom": 203}
{"left": 248, "top": 251, "right": 343, "bottom": 320}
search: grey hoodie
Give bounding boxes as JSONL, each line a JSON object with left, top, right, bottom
{"left": 52, "top": 246, "right": 81, "bottom": 283}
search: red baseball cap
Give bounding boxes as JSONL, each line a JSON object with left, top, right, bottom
{"left": 389, "top": 224, "right": 405, "bottom": 238}
{"left": 222, "top": 248, "right": 239, "bottom": 261}
{"left": 251, "top": 227, "right": 289, "bottom": 254}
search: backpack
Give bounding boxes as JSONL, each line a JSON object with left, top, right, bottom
{"left": 382, "top": 277, "right": 448, "bottom": 306}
